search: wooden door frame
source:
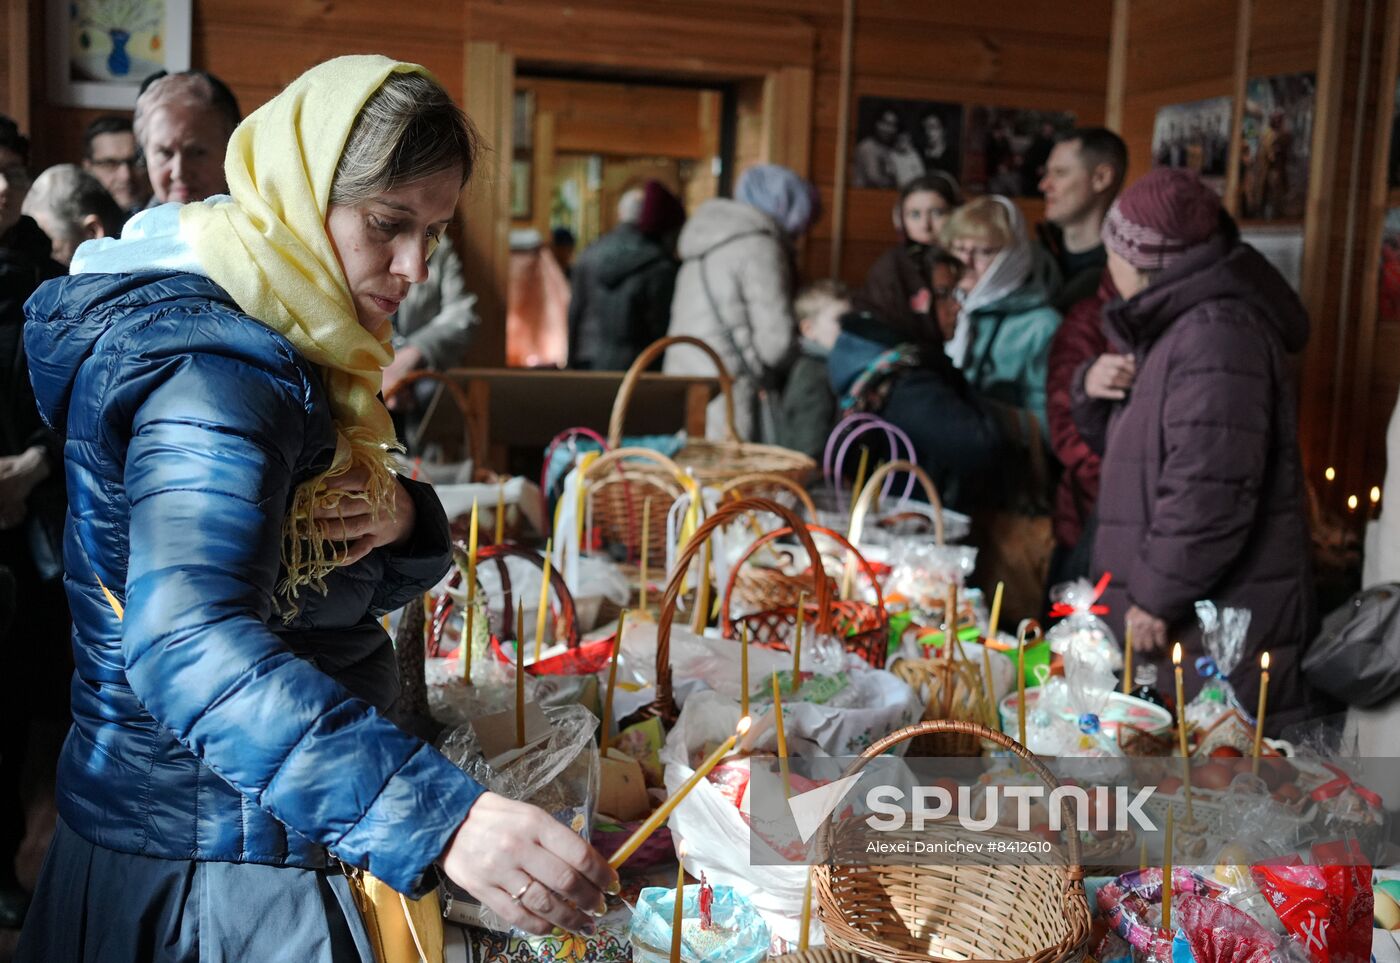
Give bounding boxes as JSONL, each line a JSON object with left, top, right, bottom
{"left": 459, "top": 1, "right": 816, "bottom": 367}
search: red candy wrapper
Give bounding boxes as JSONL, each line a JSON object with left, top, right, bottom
{"left": 1177, "top": 893, "right": 1277, "bottom": 963}
{"left": 1250, "top": 841, "right": 1373, "bottom": 963}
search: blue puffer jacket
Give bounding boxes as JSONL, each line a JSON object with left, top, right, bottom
{"left": 24, "top": 270, "right": 483, "bottom": 896}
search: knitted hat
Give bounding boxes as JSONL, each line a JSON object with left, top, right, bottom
{"left": 635, "top": 180, "right": 686, "bottom": 237}
{"left": 1101, "top": 167, "right": 1221, "bottom": 271}
{"left": 736, "top": 163, "right": 819, "bottom": 236}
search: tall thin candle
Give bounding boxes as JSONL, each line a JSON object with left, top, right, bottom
{"left": 534, "top": 539, "right": 553, "bottom": 662}
{"left": 987, "top": 581, "right": 1005, "bottom": 640}
{"left": 1162, "top": 808, "right": 1175, "bottom": 933}
{"left": 791, "top": 591, "right": 807, "bottom": 692}
{"left": 773, "top": 672, "right": 791, "bottom": 798}
{"left": 849, "top": 446, "right": 871, "bottom": 521}
{"left": 461, "top": 498, "right": 479, "bottom": 682}
{"left": 600, "top": 610, "right": 628, "bottom": 756}
{"left": 640, "top": 497, "right": 653, "bottom": 613}
{"left": 1122, "top": 625, "right": 1134, "bottom": 694}
{"left": 1251, "top": 651, "right": 1271, "bottom": 775}
{"left": 515, "top": 599, "right": 526, "bottom": 748}
{"left": 1016, "top": 629, "right": 1027, "bottom": 747}
{"left": 691, "top": 540, "right": 712, "bottom": 634}
{"left": 798, "top": 865, "right": 813, "bottom": 952}
{"left": 607, "top": 718, "right": 752, "bottom": 869}
{"left": 984, "top": 581, "right": 1004, "bottom": 730}
{"left": 670, "top": 845, "right": 686, "bottom": 963}
{"left": 1172, "top": 642, "right": 1194, "bottom": 824}
{"left": 495, "top": 477, "right": 506, "bottom": 544}
{"left": 740, "top": 623, "right": 750, "bottom": 719}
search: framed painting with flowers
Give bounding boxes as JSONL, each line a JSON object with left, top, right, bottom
{"left": 47, "top": 0, "right": 192, "bottom": 108}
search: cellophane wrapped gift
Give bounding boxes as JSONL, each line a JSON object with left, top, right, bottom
{"left": 1051, "top": 647, "right": 1122, "bottom": 757}
{"left": 1186, "top": 601, "right": 1252, "bottom": 730}
{"left": 1045, "top": 576, "right": 1121, "bottom": 671}
{"left": 883, "top": 540, "right": 977, "bottom": 619}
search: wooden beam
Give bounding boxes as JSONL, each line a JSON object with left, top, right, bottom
{"left": 1105, "top": 0, "right": 1129, "bottom": 131}
{"left": 531, "top": 109, "right": 555, "bottom": 239}
{"left": 460, "top": 40, "right": 514, "bottom": 367}
{"left": 5, "top": 0, "right": 30, "bottom": 130}
{"left": 829, "top": 0, "right": 855, "bottom": 280}
{"left": 1298, "top": 0, "right": 1351, "bottom": 474}
{"left": 1344, "top": 0, "right": 1398, "bottom": 492}
{"left": 1224, "top": 0, "right": 1253, "bottom": 216}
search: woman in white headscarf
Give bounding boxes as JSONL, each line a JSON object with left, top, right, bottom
{"left": 942, "top": 195, "right": 1062, "bottom": 436}
{"left": 664, "top": 164, "right": 819, "bottom": 441}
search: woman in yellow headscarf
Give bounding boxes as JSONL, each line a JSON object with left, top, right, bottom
{"left": 17, "top": 56, "right": 616, "bottom": 962}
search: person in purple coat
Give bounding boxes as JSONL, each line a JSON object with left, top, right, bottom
{"left": 1076, "top": 168, "right": 1320, "bottom": 735}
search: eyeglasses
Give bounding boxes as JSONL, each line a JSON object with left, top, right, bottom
{"left": 88, "top": 156, "right": 145, "bottom": 172}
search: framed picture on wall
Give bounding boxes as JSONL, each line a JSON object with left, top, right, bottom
{"left": 511, "top": 159, "right": 532, "bottom": 219}
{"left": 47, "top": 0, "right": 192, "bottom": 109}
{"left": 1150, "top": 95, "right": 1232, "bottom": 196}
{"left": 851, "top": 96, "right": 963, "bottom": 190}
{"left": 1238, "top": 72, "right": 1315, "bottom": 222}
{"left": 961, "top": 106, "right": 1076, "bottom": 198}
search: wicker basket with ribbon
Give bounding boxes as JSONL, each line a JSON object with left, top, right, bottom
{"left": 607, "top": 336, "right": 815, "bottom": 487}
{"left": 814, "top": 720, "right": 1093, "bottom": 963}
{"left": 714, "top": 473, "right": 819, "bottom": 613}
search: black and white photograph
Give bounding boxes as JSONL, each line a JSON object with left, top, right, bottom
{"left": 851, "top": 96, "right": 962, "bottom": 190}
{"left": 1151, "top": 95, "right": 1232, "bottom": 195}
{"left": 961, "top": 105, "right": 1076, "bottom": 197}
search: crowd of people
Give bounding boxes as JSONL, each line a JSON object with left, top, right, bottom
{"left": 0, "top": 51, "right": 1390, "bottom": 961}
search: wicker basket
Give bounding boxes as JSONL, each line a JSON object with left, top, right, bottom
{"left": 815, "top": 720, "right": 1093, "bottom": 963}
{"left": 608, "top": 336, "right": 815, "bottom": 487}
{"left": 721, "top": 525, "right": 890, "bottom": 669}
{"left": 848, "top": 460, "right": 947, "bottom": 551}
{"left": 716, "top": 474, "right": 823, "bottom": 612}
{"left": 888, "top": 641, "right": 989, "bottom": 757}
{"left": 630, "top": 497, "right": 829, "bottom": 726}
{"left": 581, "top": 446, "right": 692, "bottom": 566}
{"left": 382, "top": 369, "right": 487, "bottom": 480}
{"left": 770, "top": 951, "right": 870, "bottom": 962}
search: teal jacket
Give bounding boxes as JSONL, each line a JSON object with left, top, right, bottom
{"left": 961, "top": 281, "right": 1062, "bottom": 437}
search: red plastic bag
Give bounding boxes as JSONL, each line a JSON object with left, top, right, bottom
{"left": 1251, "top": 841, "right": 1373, "bottom": 963}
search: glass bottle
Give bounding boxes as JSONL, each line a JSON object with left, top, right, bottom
{"left": 1130, "top": 662, "right": 1169, "bottom": 710}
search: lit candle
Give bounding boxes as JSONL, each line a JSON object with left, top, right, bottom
{"left": 1251, "top": 651, "right": 1271, "bottom": 775}
{"left": 640, "top": 497, "right": 653, "bottom": 613}
{"left": 600, "top": 609, "right": 628, "bottom": 756}
{"left": 671, "top": 844, "right": 686, "bottom": 963}
{"left": 1172, "top": 642, "right": 1194, "bottom": 824}
{"left": 798, "top": 864, "right": 813, "bottom": 952}
{"left": 608, "top": 717, "right": 752, "bottom": 869}
{"left": 772, "top": 672, "right": 791, "bottom": 798}
{"left": 791, "top": 591, "right": 807, "bottom": 692}
{"left": 1348, "top": 494, "right": 1359, "bottom": 513}
{"left": 1162, "top": 808, "right": 1174, "bottom": 934}
{"left": 496, "top": 477, "right": 506, "bottom": 544}
{"left": 461, "top": 498, "right": 479, "bottom": 682}
{"left": 1370, "top": 485, "right": 1382, "bottom": 520}
{"left": 1324, "top": 465, "right": 1336, "bottom": 484}
{"left": 515, "top": 599, "right": 526, "bottom": 748}
{"left": 740, "top": 622, "right": 750, "bottom": 719}
{"left": 1122, "top": 625, "right": 1134, "bottom": 695}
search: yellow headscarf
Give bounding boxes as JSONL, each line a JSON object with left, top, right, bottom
{"left": 181, "top": 55, "right": 430, "bottom": 610}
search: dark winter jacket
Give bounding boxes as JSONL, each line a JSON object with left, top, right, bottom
{"left": 830, "top": 314, "right": 1004, "bottom": 513}
{"left": 778, "top": 342, "right": 836, "bottom": 461}
{"left": 1079, "top": 236, "right": 1317, "bottom": 734}
{"left": 569, "top": 224, "right": 678, "bottom": 371}
{"left": 23, "top": 270, "right": 482, "bottom": 895}
{"left": 1037, "top": 221, "right": 1107, "bottom": 314}
{"left": 1046, "top": 274, "right": 1110, "bottom": 549}
{"left": 1, "top": 216, "right": 65, "bottom": 578}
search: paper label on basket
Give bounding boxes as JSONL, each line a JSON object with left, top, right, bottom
{"left": 471, "top": 702, "right": 553, "bottom": 767}
{"left": 750, "top": 671, "right": 849, "bottom": 706}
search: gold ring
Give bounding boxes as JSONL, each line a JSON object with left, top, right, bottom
{"left": 510, "top": 880, "right": 532, "bottom": 901}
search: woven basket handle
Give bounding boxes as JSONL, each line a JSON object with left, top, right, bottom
{"left": 719, "top": 524, "right": 884, "bottom": 637}
{"left": 848, "top": 459, "right": 946, "bottom": 547}
{"left": 655, "top": 497, "right": 825, "bottom": 717}
{"left": 824, "top": 718, "right": 1084, "bottom": 881}
{"left": 607, "top": 335, "right": 739, "bottom": 446}
{"left": 583, "top": 446, "right": 688, "bottom": 481}
{"left": 715, "top": 472, "right": 818, "bottom": 517}
{"left": 381, "top": 369, "right": 485, "bottom": 474}
{"left": 825, "top": 415, "right": 918, "bottom": 511}
{"left": 428, "top": 543, "right": 581, "bottom": 655}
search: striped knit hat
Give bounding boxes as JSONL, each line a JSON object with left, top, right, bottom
{"left": 1101, "top": 167, "right": 1220, "bottom": 271}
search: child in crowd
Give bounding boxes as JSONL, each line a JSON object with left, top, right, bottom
{"left": 829, "top": 250, "right": 1005, "bottom": 512}
{"left": 778, "top": 280, "right": 848, "bottom": 459}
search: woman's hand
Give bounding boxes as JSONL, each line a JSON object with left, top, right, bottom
{"left": 441, "top": 792, "right": 618, "bottom": 936}
{"left": 1084, "top": 353, "right": 1137, "bottom": 400}
{"left": 313, "top": 466, "right": 416, "bottom": 565}
{"left": 1125, "top": 604, "right": 1169, "bottom": 655}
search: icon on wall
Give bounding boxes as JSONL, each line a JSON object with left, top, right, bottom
{"left": 961, "top": 106, "right": 1076, "bottom": 198}
{"left": 851, "top": 97, "right": 963, "bottom": 190}
{"left": 1151, "top": 95, "right": 1233, "bottom": 196}
{"left": 1238, "top": 72, "right": 1315, "bottom": 223}
{"left": 47, "top": 0, "right": 192, "bottom": 108}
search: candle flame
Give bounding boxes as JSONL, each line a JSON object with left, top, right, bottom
{"left": 678, "top": 842, "right": 687, "bottom": 860}
{"left": 1261, "top": 651, "right": 1270, "bottom": 670}
{"left": 736, "top": 716, "right": 753, "bottom": 735}
{"left": 1324, "top": 466, "right": 1336, "bottom": 482}
{"left": 1171, "top": 642, "right": 1181, "bottom": 665}
{"left": 1372, "top": 486, "right": 1382, "bottom": 505}
{"left": 1348, "top": 494, "right": 1359, "bottom": 511}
